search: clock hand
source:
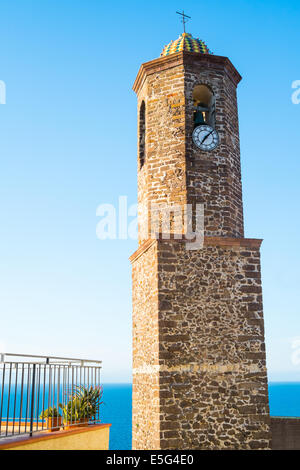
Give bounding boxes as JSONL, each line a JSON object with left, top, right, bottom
{"left": 200, "top": 130, "right": 213, "bottom": 145}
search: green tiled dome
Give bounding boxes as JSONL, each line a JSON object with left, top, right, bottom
{"left": 161, "top": 32, "right": 211, "bottom": 57}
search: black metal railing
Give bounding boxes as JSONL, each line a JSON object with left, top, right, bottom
{"left": 0, "top": 352, "right": 102, "bottom": 438}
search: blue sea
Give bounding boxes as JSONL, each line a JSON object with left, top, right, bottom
{"left": 101, "top": 384, "right": 132, "bottom": 450}
{"left": 103, "top": 382, "right": 300, "bottom": 450}
{"left": 1, "top": 382, "right": 299, "bottom": 449}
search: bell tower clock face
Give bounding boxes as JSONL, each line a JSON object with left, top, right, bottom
{"left": 192, "top": 124, "right": 219, "bottom": 151}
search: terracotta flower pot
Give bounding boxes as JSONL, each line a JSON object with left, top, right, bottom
{"left": 47, "top": 416, "right": 62, "bottom": 432}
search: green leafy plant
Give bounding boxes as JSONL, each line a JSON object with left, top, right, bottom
{"left": 61, "top": 385, "right": 104, "bottom": 423}
{"left": 39, "top": 406, "right": 61, "bottom": 420}
{"left": 61, "top": 397, "right": 85, "bottom": 423}
{"left": 72, "top": 385, "right": 104, "bottom": 420}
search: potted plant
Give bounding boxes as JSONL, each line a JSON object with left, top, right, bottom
{"left": 39, "top": 406, "right": 62, "bottom": 432}
{"left": 73, "top": 385, "right": 104, "bottom": 425}
{"left": 62, "top": 385, "right": 104, "bottom": 429}
{"left": 61, "top": 397, "right": 86, "bottom": 430}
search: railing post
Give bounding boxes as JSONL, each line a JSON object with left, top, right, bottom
{"left": 29, "top": 364, "right": 36, "bottom": 437}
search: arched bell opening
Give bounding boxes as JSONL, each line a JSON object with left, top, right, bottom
{"left": 193, "top": 85, "right": 216, "bottom": 129}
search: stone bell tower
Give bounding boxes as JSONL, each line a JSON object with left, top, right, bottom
{"left": 130, "top": 32, "right": 271, "bottom": 450}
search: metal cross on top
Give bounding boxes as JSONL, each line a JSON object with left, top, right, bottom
{"left": 176, "top": 10, "right": 191, "bottom": 34}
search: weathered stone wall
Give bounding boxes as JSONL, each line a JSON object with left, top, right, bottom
{"left": 131, "top": 238, "right": 271, "bottom": 450}
{"left": 131, "top": 240, "right": 160, "bottom": 450}
{"left": 185, "top": 56, "right": 244, "bottom": 238}
{"left": 136, "top": 53, "right": 244, "bottom": 243}
{"left": 137, "top": 63, "right": 187, "bottom": 244}
{"left": 157, "top": 238, "right": 270, "bottom": 449}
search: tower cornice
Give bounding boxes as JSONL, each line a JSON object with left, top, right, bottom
{"left": 133, "top": 51, "right": 242, "bottom": 95}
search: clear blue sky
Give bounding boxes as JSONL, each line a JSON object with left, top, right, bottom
{"left": 0, "top": 0, "right": 299, "bottom": 382}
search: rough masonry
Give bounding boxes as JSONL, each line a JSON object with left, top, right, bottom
{"left": 131, "top": 46, "right": 271, "bottom": 450}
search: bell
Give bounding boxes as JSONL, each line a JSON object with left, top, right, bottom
{"left": 194, "top": 110, "right": 205, "bottom": 125}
